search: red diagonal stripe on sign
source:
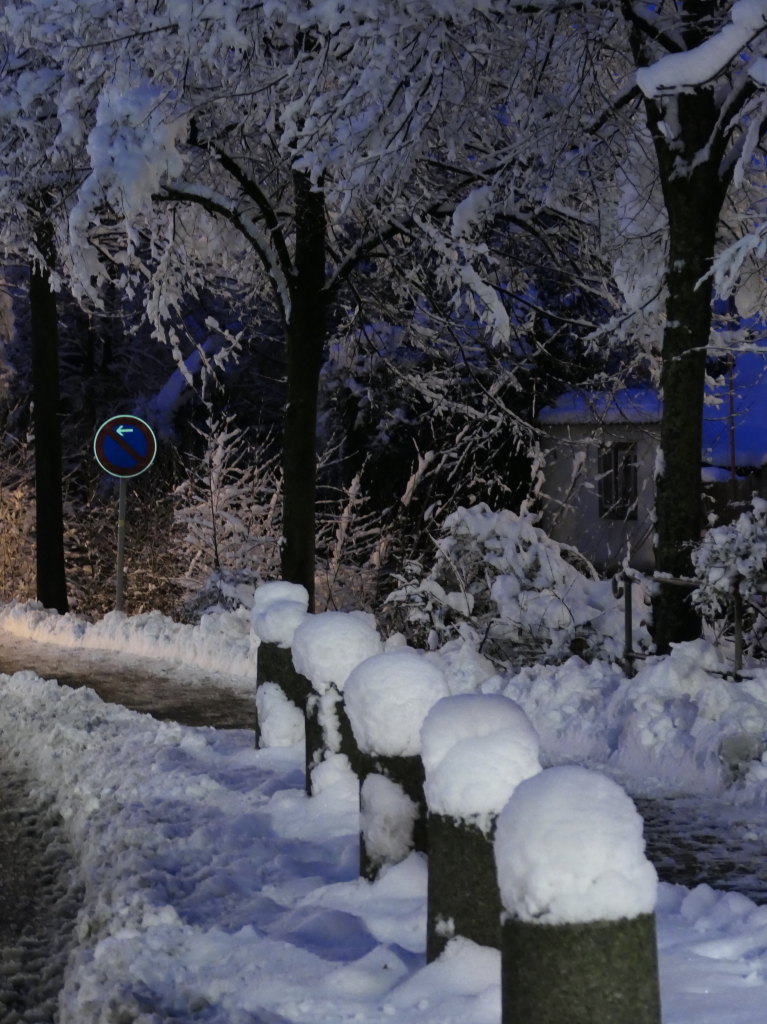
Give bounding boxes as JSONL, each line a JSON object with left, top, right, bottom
{"left": 106, "top": 428, "right": 151, "bottom": 469}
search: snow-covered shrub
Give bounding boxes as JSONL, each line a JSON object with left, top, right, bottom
{"left": 692, "top": 497, "right": 767, "bottom": 650}
{"left": 174, "top": 412, "right": 282, "bottom": 613}
{"left": 385, "top": 504, "right": 649, "bottom": 666}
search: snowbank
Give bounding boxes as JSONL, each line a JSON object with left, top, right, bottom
{"left": 492, "top": 640, "right": 767, "bottom": 795}
{"left": 344, "top": 650, "right": 450, "bottom": 756}
{"left": 421, "top": 694, "right": 541, "bottom": 832}
{"left": 0, "top": 600, "right": 258, "bottom": 683}
{"left": 494, "top": 766, "right": 658, "bottom": 924}
{"left": 291, "top": 611, "right": 383, "bottom": 693}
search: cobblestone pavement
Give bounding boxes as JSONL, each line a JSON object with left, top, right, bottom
{"left": 0, "top": 760, "right": 83, "bottom": 1023}
{"left": 636, "top": 795, "right": 767, "bottom": 904}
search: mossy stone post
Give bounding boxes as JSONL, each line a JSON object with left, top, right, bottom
{"left": 289, "top": 611, "right": 384, "bottom": 794}
{"left": 256, "top": 641, "right": 314, "bottom": 791}
{"left": 342, "top": 649, "right": 452, "bottom": 881}
{"left": 304, "top": 687, "right": 372, "bottom": 795}
{"left": 501, "top": 913, "right": 660, "bottom": 1024}
{"left": 495, "top": 766, "right": 661, "bottom": 1024}
{"left": 358, "top": 753, "right": 428, "bottom": 880}
{"left": 426, "top": 813, "right": 501, "bottom": 961}
{"left": 420, "top": 693, "right": 542, "bottom": 963}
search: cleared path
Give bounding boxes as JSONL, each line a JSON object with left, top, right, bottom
{"left": 0, "top": 630, "right": 255, "bottom": 730}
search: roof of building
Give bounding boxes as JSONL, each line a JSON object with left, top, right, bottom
{"left": 539, "top": 353, "right": 767, "bottom": 468}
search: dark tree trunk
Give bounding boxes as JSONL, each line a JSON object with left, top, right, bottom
{"left": 644, "top": 89, "right": 727, "bottom": 653}
{"left": 281, "top": 172, "right": 326, "bottom": 611}
{"left": 30, "top": 220, "right": 68, "bottom": 614}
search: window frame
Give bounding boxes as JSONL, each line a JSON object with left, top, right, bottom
{"left": 598, "top": 441, "right": 638, "bottom": 521}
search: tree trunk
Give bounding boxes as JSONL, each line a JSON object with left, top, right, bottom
{"left": 646, "top": 91, "right": 726, "bottom": 653}
{"left": 281, "top": 172, "right": 326, "bottom": 611}
{"left": 30, "top": 220, "right": 68, "bottom": 614}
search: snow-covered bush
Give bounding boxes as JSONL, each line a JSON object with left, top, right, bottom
{"left": 385, "top": 504, "right": 649, "bottom": 666}
{"left": 692, "top": 497, "right": 767, "bottom": 651}
{"left": 174, "top": 412, "right": 282, "bottom": 613}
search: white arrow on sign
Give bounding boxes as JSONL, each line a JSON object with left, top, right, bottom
{"left": 116, "top": 425, "right": 134, "bottom": 436}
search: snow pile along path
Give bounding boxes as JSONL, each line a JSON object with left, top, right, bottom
{"left": 0, "top": 670, "right": 766, "bottom": 1022}
{"left": 493, "top": 639, "right": 767, "bottom": 797}
{"left": 0, "top": 600, "right": 259, "bottom": 684}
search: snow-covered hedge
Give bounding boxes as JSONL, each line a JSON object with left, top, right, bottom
{"left": 692, "top": 498, "right": 767, "bottom": 648}
{"left": 386, "top": 504, "right": 650, "bottom": 666}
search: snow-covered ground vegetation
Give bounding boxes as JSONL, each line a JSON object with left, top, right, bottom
{"left": 386, "top": 504, "right": 651, "bottom": 666}
{"left": 693, "top": 498, "right": 767, "bottom": 653}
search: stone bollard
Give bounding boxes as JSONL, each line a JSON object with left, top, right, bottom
{"left": 344, "top": 650, "right": 450, "bottom": 879}
{"left": 251, "top": 582, "right": 311, "bottom": 782}
{"left": 255, "top": 642, "right": 313, "bottom": 781}
{"left": 420, "top": 693, "right": 541, "bottom": 962}
{"left": 291, "top": 611, "right": 383, "bottom": 794}
{"left": 494, "top": 766, "right": 661, "bottom": 1024}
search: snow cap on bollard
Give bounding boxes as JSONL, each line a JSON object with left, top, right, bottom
{"left": 343, "top": 649, "right": 450, "bottom": 878}
{"left": 420, "top": 693, "right": 541, "bottom": 961}
{"left": 344, "top": 650, "right": 450, "bottom": 756}
{"left": 494, "top": 765, "right": 657, "bottom": 924}
{"left": 291, "top": 611, "right": 383, "bottom": 693}
{"left": 421, "top": 693, "right": 541, "bottom": 833}
{"left": 251, "top": 580, "right": 309, "bottom": 647}
{"left": 495, "top": 765, "right": 661, "bottom": 1024}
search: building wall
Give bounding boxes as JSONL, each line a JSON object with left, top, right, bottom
{"left": 538, "top": 422, "right": 660, "bottom": 574}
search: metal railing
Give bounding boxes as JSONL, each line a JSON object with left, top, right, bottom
{"left": 611, "top": 570, "right": 744, "bottom": 679}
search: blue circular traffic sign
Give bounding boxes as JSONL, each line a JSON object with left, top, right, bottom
{"left": 94, "top": 415, "right": 157, "bottom": 478}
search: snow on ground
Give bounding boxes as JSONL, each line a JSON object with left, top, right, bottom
{"left": 1, "top": 670, "right": 767, "bottom": 1022}
{"left": 0, "top": 600, "right": 258, "bottom": 686}
{"left": 8, "top": 599, "right": 767, "bottom": 1018}
{"left": 490, "top": 639, "right": 767, "bottom": 797}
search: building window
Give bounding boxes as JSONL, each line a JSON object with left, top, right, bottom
{"left": 598, "top": 442, "right": 638, "bottom": 520}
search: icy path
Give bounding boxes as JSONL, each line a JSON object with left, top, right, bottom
{"left": 0, "top": 760, "right": 83, "bottom": 1023}
{"left": 0, "top": 629, "right": 255, "bottom": 730}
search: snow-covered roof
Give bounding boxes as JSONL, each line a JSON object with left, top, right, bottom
{"left": 540, "top": 355, "right": 767, "bottom": 468}
{"left": 538, "top": 388, "right": 662, "bottom": 425}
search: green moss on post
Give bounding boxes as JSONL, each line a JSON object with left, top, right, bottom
{"left": 359, "top": 753, "right": 427, "bottom": 880}
{"left": 501, "top": 913, "right": 661, "bottom": 1024}
{"left": 427, "top": 813, "right": 501, "bottom": 962}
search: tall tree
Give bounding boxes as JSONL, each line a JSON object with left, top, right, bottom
{"left": 0, "top": 0, "right": 540, "bottom": 609}
{"left": 29, "top": 212, "right": 68, "bottom": 612}
{"left": 628, "top": 0, "right": 767, "bottom": 650}
{"left": 0, "top": 35, "right": 77, "bottom": 613}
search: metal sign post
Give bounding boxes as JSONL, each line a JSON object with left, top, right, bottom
{"left": 93, "top": 414, "right": 158, "bottom": 612}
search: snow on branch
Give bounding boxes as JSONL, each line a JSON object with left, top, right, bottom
{"left": 637, "top": 0, "right": 767, "bottom": 96}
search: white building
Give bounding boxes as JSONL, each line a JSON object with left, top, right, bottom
{"left": 537, "top": 356, "right": 767, "bottom": 574}
{"left": 538, "top": 390, "right": 660, "bottom": 573}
